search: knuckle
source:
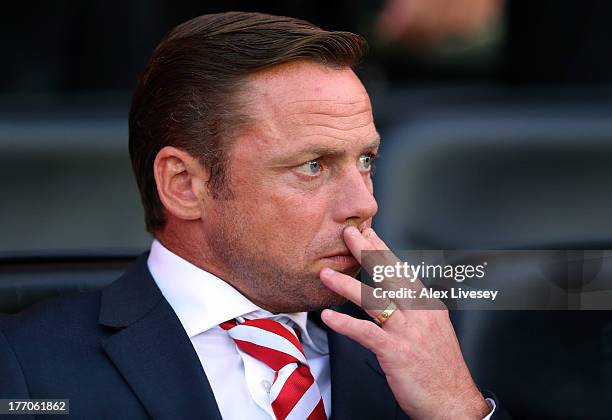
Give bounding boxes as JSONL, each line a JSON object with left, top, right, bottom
{"left": 364, "top": 321, "right": 379, "bottom": 338}
{"left": 364, "top": 322, "right": 385, "bottom": 344}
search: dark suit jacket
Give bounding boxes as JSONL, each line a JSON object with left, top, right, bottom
{"left": 0, "top": 255, "right": 509, "bottom": 419}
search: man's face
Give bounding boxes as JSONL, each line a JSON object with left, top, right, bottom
{"left": 203, "top": 61, "right": 379, "bottom": 313}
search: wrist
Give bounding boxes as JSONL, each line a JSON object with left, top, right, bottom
{"left": 412, "top": 389, "right": 491, "bottom": 420}
{"left": 429, "top": 388, "right": 490, "bottom": 419}
{"left": 454, "top": 389, "right": 490, "bottom": 419}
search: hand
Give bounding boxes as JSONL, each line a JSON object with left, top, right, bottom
{"left": 319, "top": 226, "right": 490, "bottom": 419}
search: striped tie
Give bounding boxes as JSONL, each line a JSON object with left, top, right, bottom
{"left": 220, "top": 318, "right": 326, "bottom": 420}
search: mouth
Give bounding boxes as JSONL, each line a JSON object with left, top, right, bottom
{"left": 321, "top": 251, "right": 360, "bottom": 270}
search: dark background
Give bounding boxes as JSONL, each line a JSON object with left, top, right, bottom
{"left": 1, "top": 1, "right": 612, "bottom": 418}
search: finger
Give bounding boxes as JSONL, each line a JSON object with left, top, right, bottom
{"left": 320, "top": 267, "right": 365, "bottom": 308}
{"left": 344, "top": 227, "right": 417, "bottom": 295}
{"left": 343, "top": 226, "right": 374, "bottom": 264}
{"left": 320, "top": 267, "right": 395, "bottom": 320}
{"left": 361, "top": 228, "right": 428, "bottom": 293}
{"left": 361, "top": 227, "right": 390, "bottom": 251}
{"left": 320, "top": 309, "right": 392, "bottom": 355}
{"left": 344, "top": 226, "right": 397, "bottom": 270}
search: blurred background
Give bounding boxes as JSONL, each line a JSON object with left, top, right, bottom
{"left": 3, "top": 0, "right": 612, "bottom": 254}
{"left": 2, "top": 1, "right": 612, "bottom": 418}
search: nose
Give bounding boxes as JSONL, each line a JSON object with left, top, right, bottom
{"left": 332, "top": 167, "right": 378, "bottom": 225}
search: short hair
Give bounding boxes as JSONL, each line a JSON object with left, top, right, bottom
{"left": 128, "top": 11, "right": 367, "bottom": 233}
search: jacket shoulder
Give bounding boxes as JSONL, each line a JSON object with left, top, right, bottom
{"left": 0, "top": 289, "right": 111, "bottom": 364}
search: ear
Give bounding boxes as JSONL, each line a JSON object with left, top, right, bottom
{"left": 153, "top": 146, "right": 209, "bottom": 222}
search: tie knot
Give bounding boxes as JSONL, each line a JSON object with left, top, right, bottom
{"left": 220, "top": 317, "right": 307, "bottom": 371}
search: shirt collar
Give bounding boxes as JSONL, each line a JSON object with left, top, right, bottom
{"left": 147, "top": 239, "right": 326, "bottom": 353}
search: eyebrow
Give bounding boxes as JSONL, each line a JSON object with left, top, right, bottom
{"left": 284, "top": 135, "right": 381, "bottom": 161}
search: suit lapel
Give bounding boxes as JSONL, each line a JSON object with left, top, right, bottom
{"left": 98, "top": 257, "right": 400, "bottom": 420}
{"left": 320, "top": 305, "right": 402, "bottom": 420}
{"left": 99, "top": 255, "right": 222, "bottom": 420}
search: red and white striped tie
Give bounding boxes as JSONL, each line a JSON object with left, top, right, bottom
{"left": 220, "top": 318, "right": 327, "bottom": 420}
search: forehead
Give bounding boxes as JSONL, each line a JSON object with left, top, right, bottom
{"left": 241, "top": 61, "right": 377, "bottom": 154}
{"left": 249, "top": 60, "right": 369, "bottom": 107}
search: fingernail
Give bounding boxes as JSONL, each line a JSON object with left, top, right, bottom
{"left": 322, "top": 268, "right": 335, "bottom": 277}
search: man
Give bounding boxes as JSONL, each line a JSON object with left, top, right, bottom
{"left": 0, "top": 12, "right": 508, "bottom": 419}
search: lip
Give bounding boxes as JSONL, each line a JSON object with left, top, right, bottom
{"left": 322, "top": 252, "right": 360, "bottom": 269}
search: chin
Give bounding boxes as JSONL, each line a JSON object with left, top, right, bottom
{"left": 303, "top": 266, "right": 358, "bottom": 310}
{"left": 272, "top": 286, "right": 346, "bottom": 313}
{"left": 302, "top": 287, "right": 347, "bottom": 312}
{"left": 261, "top": 266, "right": 356, "bottom": 313}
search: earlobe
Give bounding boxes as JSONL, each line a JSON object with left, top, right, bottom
{"left": 154, "top": 146, "right": 207, "bottom": 222}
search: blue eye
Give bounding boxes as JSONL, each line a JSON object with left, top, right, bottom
{"left": 298, "top": 159, "right": 322, "bottom": 175}
{"left": 358, "top": 154, "right": 376, "bottom": 172}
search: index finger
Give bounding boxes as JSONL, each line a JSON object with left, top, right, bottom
{"left": 320, "top": 267, "right": 399, "bottom": 322}
{"left": 343, "top": 226, "right": 392, "bottom": 265}
{"left": 343, "top": 226, "right": 428, "bottom": 307}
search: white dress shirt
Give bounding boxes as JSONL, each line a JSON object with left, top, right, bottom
{"left": 147, "top": 239, "right": 495, "bottom": 420}
{"left": 147, "top": 240, "right": 331, "bottom": 419}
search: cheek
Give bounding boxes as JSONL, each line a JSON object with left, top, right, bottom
{"left": 284, "top": 193, "right": 328, "bottom": 233}
{"left": 228, "top": 160, "right": 335, "bottom": 258}
{"left": 250, "top": 189, "right": 331, "bottom": 252}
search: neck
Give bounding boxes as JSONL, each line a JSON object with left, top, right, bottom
{"left": 154, "top": 231, "right": 290, "bottom": 314}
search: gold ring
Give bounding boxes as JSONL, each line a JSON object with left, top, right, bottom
{"left": 375, "top": 301, "right": 397, "bottom": 325}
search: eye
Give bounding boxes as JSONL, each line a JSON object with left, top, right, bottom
{"left": 297, "top": 159, "right": 323, "bottom": 176}
{"left": 358, "top": 153, "right": 377, "bottom": 173}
